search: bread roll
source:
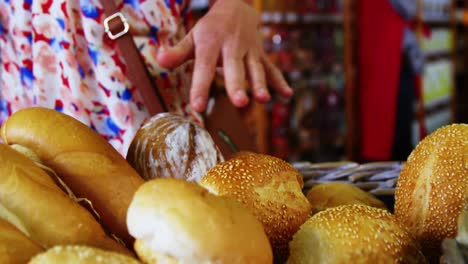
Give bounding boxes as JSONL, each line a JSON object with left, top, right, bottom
{"left": 394, "top": 124, "right": 468, "bottom": 261}
{"left": 29, "top": 245, "right": 141, "bottom": 264}
{"left": 199, "top": 152, "right": 311, "bottom": 263}
{"left": 0, "top": 218, "right": 43, "bottom": 264}
{"left": 306, "top": 182, "right": 387, "bottom": 214}
{"left": 287, "top": 204, "right": 426, "bottom": 264}
{"left": 0, "top": 143, "right": 130, "bottom": 254}
{"left": 0, "top": 107, "right": 144, "bottom": 246}
{"left": 132, "top": 240, "right": 180, "bottom": 264}
{"left": 127, "top": 113, "right": 224, "bottom": 182}
{"left": 127, "top": 178, "right": 272, "bottom": 264}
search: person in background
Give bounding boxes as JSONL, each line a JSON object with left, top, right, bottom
{"left": 0, "top": 0, "right": 292, "bottom": 155}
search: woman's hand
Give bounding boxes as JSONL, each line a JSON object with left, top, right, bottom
{"left": 156, "top": 0, "right": 293, "bottom": 112}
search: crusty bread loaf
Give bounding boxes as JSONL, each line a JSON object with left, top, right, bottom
{"left": 394, "top": 124, "right": 468, "bottom": 261}
{"left": 0, "top": 218, "right": 43, "bottom": 264}
{"left": 287, "top": 204, "right": 426, "bottom": 264}
{"left": 199, "top": 152, "right": 311, "bottom": 263}
{"left": 28, "top": 245, "right": 141, "bottom": 264}
{"left": 0, "top": 107, "right": 145, "bottom": 246}
{"left": 0, "top": 143, "right": 130, "bottom": 255}
{"left": 306, "top": 182, "right": 387, "bottom": 214}
{"left": 127, "top": 178, "right": 272, "bottom": 264}
{"left": 127, "top": 113, "right": 224, "bottom": 182}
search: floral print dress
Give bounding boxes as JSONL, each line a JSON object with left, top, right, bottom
{"left": 0, "top": 0, "right": 197, "bottom": 155}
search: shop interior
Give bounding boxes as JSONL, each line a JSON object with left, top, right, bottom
{"left": 1, "top": 1, "right": 466, "bottom": 262}
{"left": 192, "top": 0, "right": 468, "bottom": 163}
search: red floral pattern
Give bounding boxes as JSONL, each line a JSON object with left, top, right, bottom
{"left": 0, "top": 0, "right": 198, "bottom": 156}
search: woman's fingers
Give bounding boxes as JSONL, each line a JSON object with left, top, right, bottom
{"left": 190, "top": 41, "right": 221, "bottom": 112}
{"left": 222, "top": 49, "right": 249, "bottom": 108}
{"left": 245, "top": 51, "right": 270, "bottom": 103}
{"left": 262, "top": 55, "right": 294, "bottom": 98}
{"left": 155, "top": 0, "right": 292, "bottom": 113}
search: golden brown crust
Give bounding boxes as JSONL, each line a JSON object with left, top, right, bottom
{"left": 127, "top": 178, "right": 272, "bottom": 264}
{"left": 29, "top": 245, "right": 141, "bottom": 264}
{"left": 0, "top": 218, "right": 43, "bottom": 264}
{"left": 134, "top": 240, "right": 180, "bottom": 264}
{"left": 287, "top": 204, "right": 427, "bottom": 264}
{"left": 127, "top": 113, "right": 224, "bottom": 182}
{"left": 0, "top": 143, "right": 130, "bottom": 255}
{"left": 306, "top": 182, "right": 387, "bottom": 214}
{"left": 394, "top": 124, "right": 468, "bottom": 261}
{"left": 200, "top": 152, "right": 311, "bottom": 262}
{"left": 0, "top": 107, "right": 144, "bottom": 247}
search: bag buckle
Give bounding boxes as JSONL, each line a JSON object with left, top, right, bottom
{"left": 103, "top": 12, "right": 130, "bottom": 40}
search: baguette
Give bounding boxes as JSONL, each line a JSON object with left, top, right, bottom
{"left": 0, "top": 107, "right": 144, "bottom": 247}
{"left": 0, "top": 143, "right": 130, "bottom": 254}
{"left": 29, "top": 245, "right": 142, "bottom": 264}
{"left": 0, "top": 218, "right": 43, "bottom": 264}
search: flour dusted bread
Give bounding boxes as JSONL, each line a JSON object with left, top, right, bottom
{"left": 127, "top": 113, "right": 224, "bottom": 182}
{"left": 287, "top": 204, "right": 426, "bottom": 264}
{"left": 394, "top": 124, "right": 468, "bottom": 261}
{"left": 0, "top": 218, "right": 43, "bottom": 264}
{"left": 0, "top": 107, "right": 145, "bottom": 246}
{"left": 29, "top": 245, "right": 141, "bottom": 264}
{"left": 200, "top": 152, "right": 311, "bottom": 262}
{"left": 306, "top": 182, "right": 387, "bottom": 214}
{"left": 126, "top": 178, "right": 272, "bottom": 264}
{"left": 0, "top": 143, "right": 130, "bottom": 254}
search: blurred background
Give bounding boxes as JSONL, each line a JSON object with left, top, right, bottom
{"left": 191, "top": 0, "right": 468, "bottom": 163}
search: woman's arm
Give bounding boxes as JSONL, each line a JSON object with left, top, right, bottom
{"left": 157, "top": 0, "right": 292, "bottom": 112}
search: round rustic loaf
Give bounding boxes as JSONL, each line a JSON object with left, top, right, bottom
{"left": 127, "top": 113, "right": 224, "bottom": 182}
{"left": 394, "top": 123, "right": 468, "bottom": 261}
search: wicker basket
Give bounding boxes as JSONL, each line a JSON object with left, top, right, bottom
{"left": 292, "top": 161, "right": 404, "bottom": 197}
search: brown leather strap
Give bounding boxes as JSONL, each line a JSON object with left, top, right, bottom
{"left": 100, "top": 1, "right": 167, "bottom": 115}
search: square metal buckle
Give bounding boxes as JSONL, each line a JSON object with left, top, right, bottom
{"left": 103, "top": 12, "right": 130, "bottom": 40}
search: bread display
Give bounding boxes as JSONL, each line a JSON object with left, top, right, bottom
{"left": 0, "top": 218, "right": 43, "bottom": 264}
{"left": 126, "top": 178, "right": 272, "bottom": 264}
{"left": 127, "top": 113, "right": 224, "bottom": 182}
{"left": 0, "top": 107, "right": 145, "bottom": 246}
{"left": 200, "top": 151, "right": 311, "bottom": 262}
{"left": 0, "top": 143, "right": 130, "bottom": 254}
{"left": 394, "top": 124, "right": 468, "bottom": 261}
{"left": 287, "top": 204, "right": 427, "bottom": 264}
{"left": 0, "top": 106, "right": 464, "bottom": 262}
{"left": 306, "top": 182, "right": 387, "bottom": 214}
{"left": 28, "top": 245, "right": 142, "bottom": 264}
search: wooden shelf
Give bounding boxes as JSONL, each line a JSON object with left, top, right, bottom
{"left": 262, "top": 13, "right": 343, "bottom": 25}
{"left": 424, "top": 50, "right": 453, "bottom": 60}
{"left": 424, "top": 96, "right": 452, "bottom": 113}
{"left": 423, "top": 18, "right": 452, "bottom": 25}
{"left": 252, "top": 1, "right": 358, "bottom": 161}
